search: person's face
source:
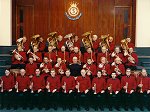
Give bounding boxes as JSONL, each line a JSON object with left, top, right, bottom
{"left": 102, "top": 47, "right": 106, "bottom": 53}
{"left": 74, "top": 36, "right": 78, "bottom": 41}
{"left": 101, "top": 57, "right": 106, "bottom": 64}
{"left": 17, "top": 46, "right": 22, "bottom": 51}
{"left": 61, "top": 46, "right": 65, "bottom": 52}
{"left": 51, "top": 71, "right": 56, "bottom": 77}
{"left": 23, "top": 36, "right": 27, "bottom": 42}
{"left": 29, "top": 58, "right": 33, "bottom": 63}
{"left": 126, "top": 70, "right": 131, "bottom": 76}
{"left": 81, "top": 70, "right": 86, "bottom": 77}
{"left": 115, "top": 58, "right": 120, "bottom": 64}
{"left": 65, "top": 70, "right": 70, "bottom": 77}
{"left": 109, "top": 37, "right": 113, "bottom": 42}
{"left": 111, "top": 73, "right": 116, "bottom": 79}
{"left": 44, "top": 57, "right": 49, "bottom": 63}
{"left": 115, "top": 47, "right": 120, "bottom": 53}
{"left": 92, "top": 35, "right": 97, "bottom": 41}
{"left": 5, "top": 70, "right": 10, "bottom": 76}
{"left": 48, "top": 46, "right": 53, "bottom": 52}
{"left": 33, "top": 46, "right": 38, "bottom": 52}
{"left": 58, "top": 35, "right": 63, "bottom": 41}
{"left": 87, "top": 48, "right": 92, "bottom": 53}
{"left": 97, "top": 72, "right": 102, "bottom": 77}
{"left": 87, "top": 59, "right": 92, "bottom": 64}
{"left": 129, "top": 48, "right": 133, "bottom": 53}
{"left": 74, "top": 47, "right": 79, "bottom": 53}
{"left": 35, "top": 69, "right": 40, "bottom": 76}
{"left": 127, "top": 38, "right": 131, "bottom": 42}
{"left": 39, "top": 37, "right": 43, "bottom": 42}
{"left": 141, "top": 69, "right": 147, "bottom": 77}
{"left": 73, "top": 57, "right": 78, "bottom": 63}
{"left": 20, "top": 69, "right": 25, "bottom": 76}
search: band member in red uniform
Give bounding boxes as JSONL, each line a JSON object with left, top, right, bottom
{"left": 126, "top": 38, "right": 135, "bottom": 49}
{"left": 15, "top": 69, "right": 30, "bottom": 108}
{"left": 92, "top": 35, "right": 100, "bottom": 53}
{"left": 69, "top": 47, "right": 83, "bottom": 63}
{"left": 92, "top": 71, "right": 106, "bottom": 110}
{"left": 11, "top": 45, "right": 27, "bottom": 69}
{"left": 22, "top": 36, "right": 30, "bottom": 51}
{"left": 108, "top": 36, "right": 115, "bottom": 53}
{"left": 61, "top": 69, "right": 76, "bottom": 110}
{"left": 25, "top": 57, "right": 37, "bottom": 78}
{"left": 68, "top": 56, "right": 82, "bottom": 77}
{"left": 27, "top": 46, "right": 42, "bottom": 64}
{"left": 107, "top": 73, "right": 121, "bottom": 111}
{"left": 111, "top": 46, "right": 125, "bottom": 63}
{"left": 38, "top": 37, "right": 45, "bottom": 52}
{"left": 83, "top": 47, "right": 96, "bottom": 63}
{"left": 124, "top": 47, "right": 138, "bottom": 70}
{"left": 136, "top": 69, "right": 150, "bottom": 110}
{"left": 40, "top": 57, "right": 52, "bottom": 78}
{"left": 76, "top": 69, "right": 91, "bottom": 110}
{"left": 121, "top": 68, "right": 136, "bottom": 110}
{"left": 57, "top": 35, "right": 65, "bottom": 51}
{"left": 54, "top": 57, "right": 67, "bottom": 77}
{"left": 97, "top": 57, "right": 111, "bottom": 78}
{"left": 83, "top": 58, "right": 97, "bottom": 78}
{"left": 73, "top": 35, "right": 81, "bottom": 48}
{"left": 111, "top": 57, "right": 125, "bottom": 78}
{"left": 46, "top": 69, "right": 60, "bottom": 110}
{"left": 0, "top": 69, "right": 15, "bottom": 108}
{"left": 44, "top": 45, "right": 57, "bottom": 65}
{"left": 57, "top": 46, "right": 69, "bottom": 63}
{"left": 97, "top": 46, "right": 110, "bottom": 63}
{"left": 30, "top": 69, "right": 45, "bottom": 109}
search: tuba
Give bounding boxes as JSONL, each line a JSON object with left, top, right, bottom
{"left": 31, "top": 34, "right": 41, "bottom": 49}
{"left": 121, "top": 38, "right": 129, "bottom": 50}
{"left": 47, "top": 32, "right": 58, "bottom": 48}
{"left": 82, "top": 31, "right": 93, "bottom": 49}
{"left": 64, "top": 33, "right": 74, "bottom": 51}
{"left": 100, "top": 34, "right": 110, "bottom": 49}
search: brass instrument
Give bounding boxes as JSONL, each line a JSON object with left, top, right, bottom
{"left": 0, "top": 79, "right": 3, "bottom": 92}
{"left": 30, "top": 82, "right": 34, "bottom": 93}
{"left": 82, "top": 31, "right": 93, "bottom": 49}
{"left": 15, "top": 81, "right": 19, "bottom": 92}
{"left": 12, "top": 49, "right": 24, "bottom": 60}
{"left": 16, "top": 38, "right": 24, "bottom": 49}
{"left": 31, "top": 34, "right": 41, "bottom": 49}
{"left": 100, "top": 34, "right": 110, "bottom": 49}
{"left": 109, "top": 84, "right": 112, "bottom": 94}
{"left": 64, "top": 82, "right": 67, "bottom": 93}
{"left": 77, "top": 81, "right": 80, "bottom": 93}
{"left": 125, "top": 82, "right": 128, "bottom": 93}
{"left": 121, "top": 38, "right": 129, "bottom": 50}
{"left": 94, "top": 83, "right": 96, "bottom": 94}
{"left": 46, "top": 82, "right": 50, "bottom": 92}
{"left": 47, "top": 32, "right": 58, "bottom": 48}
{"left": 27, "top": 49, "right": 40, "bottom": 60}
{"left": 140, "top": 78, "right": 143, "bottom": 93}
{"left": 40, "top": 63, "right": 49, "bottom": 73}
{"left": 64, "top": 33, "right": 75, "bottom": 51}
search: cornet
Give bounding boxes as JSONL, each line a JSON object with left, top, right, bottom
{"left": 12, "top": 49, "right": 24, "bottom": 60}
{"left": 15, "top": 81, "right": 19, "bottom": 92}
{"left": 46, "top": 82, "right": 50, "bottom": 92}
{"left": 140, "top": 78, "right": 143, "bottom": 93}
{"left": 64, "top": 82, "right": 66, "bottom": 93}
{"left": 27, "top": 49, "right": 40, "bottom": 60}
{"left": 125, "top": 82, "right": 128, "bottom": 93}
{"left": 0, "top": 80, "right": 3, "bottom": 92}
{"left": 94, "top": 83, "right": 97, "bottom": 94}
{"left": 77, "top": 81, "right": 80, "bottom": 93}
{"left": 30, "top": 82, "right": 34, "bottom": 93}
{"left": 109, "top": 84, "right": 112, "bottom": 94}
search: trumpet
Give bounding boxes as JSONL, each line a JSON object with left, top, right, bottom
{"left": 27, "top": 49, "right": 40, "bottom": 60}
{"left": 140, "top": 78, "right": 143, "bottom": 93}
{"left": 46, "top": 82, "right": 50, "bottom": 92}
{"left": 125, "top": 82, "right": 128, "bottom": 93}
{"left": 63, "top": 82, "right": 67, "bottom": 93}
{"left": 12, "top": 49, "right": 24, "bottom": 60}
{"left": 94, "top": 83, "right": 96, "bottom": 94}
{"left": 30, "top": 82, "right": 34, "bottom": 93}
{"left": 40, "top": 63, "right": 49, "bottom": 73}
{"left": 15, "top": 81, "right": 19, "bottom": 92}
{"left": 109, "top": 84, "right": 112, "bottom": 94}
{"left": 77, "top": 81, "right": 80, "bottom": 93}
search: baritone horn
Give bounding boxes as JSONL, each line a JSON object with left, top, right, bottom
{"left": 82, "top": 31, "right": 93, "bottom": 49}
{"left": 47, "top": 32, "right": 58, "bottom": 48}
{"left": 31, "top": 34, "right": 41, "bottom": 49}
{"left": 121, "top": 38, "right": 129, "bottom": 50}
{"left": 64, "top": 33, "right": 75, "bottom": 51}
{"left": 100, "top": 34, "right": 110, "bottom": 49}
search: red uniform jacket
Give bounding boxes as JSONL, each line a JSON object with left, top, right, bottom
{"left": 137, "top": 76, "right": 150, "bottom": 92}
{"left": 128, "top": 42, "right": 135, "bottom": 49}
{"left": 111, "top": 52, "right": 125, "bottom": 63}
{"left": 39, "top": 42, "right": 45, "bottom": 52}
{"left": 61, "top": 76, "right": 75, "bottom": 93}
{"left": 92, "top": 40, "right": 100, "bottom": 52}
{"left": 25, "top": 63, "right": 37, "bottom": 76}
{"left": 83, "top": 52, "right": 96, "bottom": 63}
{"left": 44, "top": 52, "right": 57, "bottom": 63}
{"left": 109, "top": 42, "right": 115, "bottom": 53}
{"left": 54, "top": 63, "right": 67, "bottom": 75}
{"left": 29, "top": 52, "right": 42, "bottom": 63}
{"left": 69, "top": 52, "right": 83, "bottom": 63}
{"left": 16, "top": 75, "right": 30, "bottom": 92}
{"left": 121, "top": 76, "right": 136, "bottom": 93}
{"left": 74, "top": 40, "right": 81, "bottom": 48}
{"left": 1, "top": 75, "right": 15, "bottom": 91}
{"left": 107, "top": 78, "right": 121, "bottom": 93}
{"left": 58, "top": 51, "right": 69, "bottom": 62}
{"left": 40, "top": 63, "right": 52, "bottom": 73}
{"left": 92, "top": 77, "right": 106, "bottom": 94}
{"left": 31, "top": 75, "right": 45, "bottom": 91}
{"left": 46, "top": 76, "right": 61, "bottom": 92}
{"left": 111, "top": 63, "right": 125, "bottom": 76}
{"left": 76, "top": 76, "right": 91, "bottom": 93}
{"left": 97, "top": 63, "right": 111, "bottom": 75}
{"left": 23, "top": 42, "right": 30, "bottom": 51}
{"left": 125, "top": 53, "right": 138, "bottom": 66}
{"left": 57, "top": 40, "right": 65, "bottom": 50}
{"left": 97, "top": 52, "right": 110, "bottom": 63}
{"left": 84, "top": 64, "right": 97, "bottom": 76}
{"left": 12, "top": 51, "right": 27, "bottom": 64}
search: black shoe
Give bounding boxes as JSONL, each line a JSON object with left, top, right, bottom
{"left": 54, "top": 107, "right": 57, "bottom": 110}
{"left": 130, "top": 107, "right": 135, "bottom": 111}
{"left": 85, "top": 107, "right": 89, "bottom": 111}
{"left": 109, "top": 107, "right": 112, "bottom": 111}
{"left": 139, "top": 107, "right": 144, "bottom": 111}
{"left": 94, "top": 107, "right": 98, "bottom": 111}
{"left": 116, "top": 107, "right": 120, "bottom": 111}
{"left": 77, "top": 106, "right": 81, "bottom": 111}
{"left": 124, "top": 107, "right": 128, "bottom": 111}
{"left": 69, "top": 107, "right": 73, "bottom": 111}
{"left": 99, "top": 106, "right": 104, "bottom": 111}
{"left": 63, "top": 106, "right": 66, "bottom": 111}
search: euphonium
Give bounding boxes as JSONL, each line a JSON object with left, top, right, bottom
{"left": 64, "top": 33, "right": 74, "bottom": 51}
{"left": 82, "top": 31, "right": 93, "bottom": 49}
{"left": 47, "top": 32, "right": 58, "bottom": 48}
{"left": 121, "top": 38, "right": 129, "bottom": 50}
{"left": 31, "top": 34, "right": 40, "bottom": 49}
{"left": 16, "top": 38, "right": 24, "bottom": 49}
{"left": 100, "top": 34, "right": 110, "bottom": 49}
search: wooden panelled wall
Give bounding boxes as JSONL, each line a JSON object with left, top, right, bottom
{"left": 12, "top": 0, "right": 136, "bottom": 45}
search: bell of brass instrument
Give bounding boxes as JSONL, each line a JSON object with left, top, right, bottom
{"left": 82, "top": 31, "right": 93, "bottom": 49}
{"left": 16, "top": 38, "right": 24, "bottom": 49}
{"left": 47, "top": 32, "right": 58, "bottom": 48}
{"left": 31, "top": 34, "right": 41, "bottom": 49}
{"left": 121, "top": 38, "right": 129, "bottom": 50}
{"left": 64, "top": 33, "right": 74, "bottom": 51}
{"left": 100, "top": 34, "right": 110, "bottom": 49}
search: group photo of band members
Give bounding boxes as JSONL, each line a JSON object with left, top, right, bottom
{"left": 0, "top": 32, "right": 150, "bottom": 111}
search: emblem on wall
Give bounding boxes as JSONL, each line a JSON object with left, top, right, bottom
{"left": 65, "top": 1, "right": 82, "bottom": 20}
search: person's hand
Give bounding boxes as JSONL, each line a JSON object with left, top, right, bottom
{"left": 85, "top": 89, "right": 89, "bottom": 94}
{"left": 52, "top": 89, "right": 57, "bottom": 93}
